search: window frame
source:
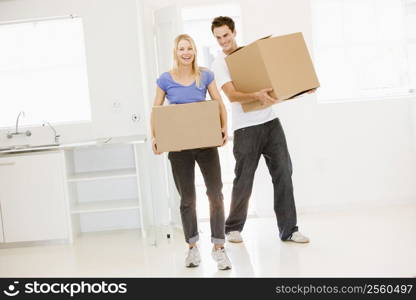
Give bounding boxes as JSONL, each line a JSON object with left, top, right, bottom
{"left": 0, "top": 15, "right": 92, "bottom": 129}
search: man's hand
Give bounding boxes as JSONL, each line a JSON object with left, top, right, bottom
{"left": 307, "top": 88, "right": 317, "bottom": 94}
{"left": 254, "top": 88, "right": 280, "bottom": 105}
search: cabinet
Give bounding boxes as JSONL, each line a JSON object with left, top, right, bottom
{"left": 0, "top": 210, "right": 3, "bottom": 243}
{"left": 63, "top": 137, "right": 152, "bottom": 238}
{"left": 0, "top": 151, "right": 69, "bottom": 243}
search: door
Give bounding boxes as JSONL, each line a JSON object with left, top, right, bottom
{"left": 154, "top": 5, "right": 183, "bottom": 74}
{"left": 153, "top": 5, "right": 183, "bottom": 228}
{"left": 0, "top": 151, "right": 69, "bottom": 243}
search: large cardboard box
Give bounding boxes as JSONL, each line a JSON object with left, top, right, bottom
{"left": 225, "top": 32, "right": 320, "bottom": 112}
{"left": 152, "top": 100, "right": 223, "bottom": 152}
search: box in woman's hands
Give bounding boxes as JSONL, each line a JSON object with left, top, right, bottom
{"left": 152, "top": 100, "right": 223, "bottom": 152}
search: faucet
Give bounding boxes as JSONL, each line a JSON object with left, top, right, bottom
{"left": 42, "top": 121, "right": 60, "bottom": 144}
{"left": 7, "top": 111, "right": 32, "bottom": 139}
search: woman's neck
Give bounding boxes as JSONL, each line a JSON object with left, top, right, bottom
{"left": 175, "top": 64, "right": 193, "bottom": 76}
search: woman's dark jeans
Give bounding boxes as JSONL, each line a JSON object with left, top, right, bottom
{"left": 168, "top": 147, "right": 225, "bottom": 244}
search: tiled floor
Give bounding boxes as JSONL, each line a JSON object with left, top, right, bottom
{"left": 0, "top": 204, "right": 415, "bottom": 277}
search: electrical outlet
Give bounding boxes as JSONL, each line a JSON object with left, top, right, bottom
{"left": 132, "top": 113, "right": 140, "bottom": 122}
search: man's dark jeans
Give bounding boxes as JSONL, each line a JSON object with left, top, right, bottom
{"left": 168, "top": 147, "right": 225, "bottom": 244}
{"left": 226, "top": 118, "right": 298, "bottom": 240}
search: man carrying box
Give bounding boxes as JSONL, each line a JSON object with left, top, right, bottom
{"left": 211, "top": 16, "right": 315, "bottom": 244}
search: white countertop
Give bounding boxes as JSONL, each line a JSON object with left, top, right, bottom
{"left": 0, "top": 134, "right": 147, "bottom": 155}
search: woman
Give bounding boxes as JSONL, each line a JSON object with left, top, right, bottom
{"left": 150, "top": 34, "right": 231, "bottom": 270}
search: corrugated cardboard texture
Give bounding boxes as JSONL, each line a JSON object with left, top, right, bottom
{"left": 153, "top": 100, "right": 223, "bottom": 152}
{"left": 225, "top": 43, "right": 273, "bottom": 94}
{"left": 225, "top": 32, "right": 320, "bottom": 112}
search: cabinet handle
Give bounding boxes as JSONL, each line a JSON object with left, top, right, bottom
{"left": 0, "top": 162, "right": 15, "bottom": 166}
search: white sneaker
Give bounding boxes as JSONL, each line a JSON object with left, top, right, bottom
{"left": 185, "top": 247, "right": 201, "bottom": 268}
{"left": 287, "top": 231, "right": 310, "bottom": 243}
{"left": 211, "top": 247, "right": 232, "bottom": 270}
{"left": 226, "top": 231, "right": 243, "bottom": 243}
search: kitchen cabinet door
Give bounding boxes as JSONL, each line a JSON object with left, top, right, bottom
{"left": 0, "top": 151, "right": 69, "bottom": 243}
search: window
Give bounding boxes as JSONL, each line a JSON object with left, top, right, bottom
{"left": 181, "top": 3, "right": 243, "bottom": 70}
{"left": 0, "top": 16, "right": 91, "bottom": 128}
{"left": 311, "top": 0, "right": 416, "bottom": 102}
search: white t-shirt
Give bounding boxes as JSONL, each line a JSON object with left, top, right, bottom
{"left": 211, "top": 51, "right": 276, "bottom": 132}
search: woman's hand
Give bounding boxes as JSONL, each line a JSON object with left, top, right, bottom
{"left": 221, "top": 126, "right": 228, "bottom": 146}
{"left": 152, "top": 137, "right": 162, "bottom": 155}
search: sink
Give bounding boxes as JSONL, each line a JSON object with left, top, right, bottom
{"left": 0, "top": 143, "right": 60, "bottom": 154}
{"left": 25, "top": 143, "right": 60, "bottom": 149}
{"left": 0, "top": 146, "right": 12, "bottom": 150}
{"left": 12, "top": 144, "right": 30, "bottom": 149}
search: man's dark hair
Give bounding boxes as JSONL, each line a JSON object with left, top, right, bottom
{"left": 211, "top": 16, "right": 235, "bottom": 33}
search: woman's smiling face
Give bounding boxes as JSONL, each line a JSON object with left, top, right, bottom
{"left": 176, "top": 39, "right": 195, "bottom": 66}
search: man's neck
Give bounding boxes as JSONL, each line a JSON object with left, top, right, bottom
{"left": 223, "top": 42, "right": 238, "bottom": 56}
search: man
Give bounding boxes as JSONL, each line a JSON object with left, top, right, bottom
{"left": 211, "top": 16, "right": 313, "bottom": 243}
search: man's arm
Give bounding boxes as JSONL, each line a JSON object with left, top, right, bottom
{"left": 222, "top": 81, "right": 280, "bottom": 105}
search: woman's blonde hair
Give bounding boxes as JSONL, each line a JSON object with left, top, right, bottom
{"left": 172, "top": 34, "right": 202, "bottom": 87}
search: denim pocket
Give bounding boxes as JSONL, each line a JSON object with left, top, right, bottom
{"left": 233, "top": 127, "right": 257, "bottom": 155}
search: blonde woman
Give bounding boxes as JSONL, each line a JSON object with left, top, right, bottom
{"left": 150, "top": 34, "right": 231, "bottom": 270}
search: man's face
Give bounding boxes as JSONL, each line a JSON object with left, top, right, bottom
{"left": 213, "top": 25, "right": 236, "bottom": 53}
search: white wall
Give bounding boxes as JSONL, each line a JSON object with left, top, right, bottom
{"left": 0, "top": 0, "right": 147, "bottom": 146}
{"left": 239, "top": 0, "right": 416, "bottom": 214}
{"left": 142, "top": 0, "right": 416, "bottom": 217}
{"left": 1, "top": 0, "right": 415, "bottom": 224}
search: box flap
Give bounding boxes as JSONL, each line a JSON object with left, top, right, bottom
{"left": 258, "top": 35, "right": 272, "bottom": 40}
{"left": 228, "top": 46, "right": 244, "bottom": 55}
{"left": 227, "top": 35, "right": 272, "bottom": 55}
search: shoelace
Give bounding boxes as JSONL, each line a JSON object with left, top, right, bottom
{"left": 214, "top": 249, "right": 228, "bottom": 264}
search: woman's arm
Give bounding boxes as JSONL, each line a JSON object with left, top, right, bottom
{"left": 208, "top": 80, "right": 228, "bottom": 146}
{"left": 150, "top": 86, "right": 166, "bottom": 154}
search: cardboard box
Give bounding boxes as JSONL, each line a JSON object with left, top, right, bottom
{"left": 152, "top": 100, "right": 223, "bottom": 152}
{"left": 225, "top": 32, "right": 320, "bottom": 112}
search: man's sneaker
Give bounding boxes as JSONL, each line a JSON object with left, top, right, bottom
{"left": 226, "top": 231, "right": 243, "bottom": 243}
{"left": 185, "top": 247, "right": 201, "bottom": 268}
{"left": 287, "top": 231, "right": 310, "bottom": 243}
{"left": 211, "top": 247, "right": 232, "bottom": 270}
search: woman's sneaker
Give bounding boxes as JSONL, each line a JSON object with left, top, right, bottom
{"left": 287, "top": 231, "right": 310, "bottom": 243}
{"left": 211, "top": 247, "right": 232, "bottom": 270}
{"left": 185, "top": 247, "right": 201, "bottom": 268}
{"left": 226, "top": 231, "right": 243, "bottom": 243}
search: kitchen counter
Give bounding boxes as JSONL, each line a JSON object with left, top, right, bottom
{"left": 0, "top": 134, "right": 147, "bottom": 155}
